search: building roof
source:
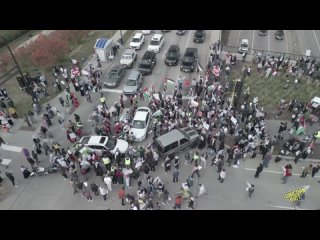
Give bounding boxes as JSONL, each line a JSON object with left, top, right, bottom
{"left": 94, "top": 38, "right": 111, "bottom": 49}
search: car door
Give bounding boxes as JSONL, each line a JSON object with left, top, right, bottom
{"left": 179, "top": 137, "right": 190, "bottom": 151}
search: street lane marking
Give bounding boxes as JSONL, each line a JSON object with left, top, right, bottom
{"left": 265, "top": 204, "right": 310, "bottom": 210}
{"left": 0, "top": 144, "right": 22, "bottom": 152}
{"left": 296, "top": 31, "right": 304, "bottom": 55}
{"left": 312, "top": 30, "right": 320, "bottom": 55}
{"left": 0, "top": 145, "right": 22, "bottom": 152}
{"left": 268, "top": 31, "right": 270, "bottom": 52}
{"left": 284, "top": 30, "right": 289, "bottom": 54}
{"left": 244, "top": 168, "right": 320, "bottom": 178}
{"left": 251, "top": 30, "right": 255, "bottom": 54}
{"left": 101, "top": 89, "right": 122, "bottom": 94}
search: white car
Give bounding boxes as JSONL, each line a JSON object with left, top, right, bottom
{"left": 79, "top": 136, "right": 129, "bottom": 155}
{"left": 129, "top": 32, "right": 145, "bottom": 50}
{"left": 147, "top": 34, "right": 164, "bottom": 53}
{"left": 120, "top": 48, "right": 137, "bottom": 68}
{"left": 239, "top": 39, "right": 249, "bottom": 53}
{"left": 142, "top": 30, "right": 152, "bottom": 35}
{"left": 131, "top": 107, "right": 152, "bottom": 142}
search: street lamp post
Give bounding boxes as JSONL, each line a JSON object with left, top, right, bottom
{"left": 0, "top": 35, "right": 25, "bottom": 83}
{"left": 119, "top": 30, "right": 124, "bottom": 45}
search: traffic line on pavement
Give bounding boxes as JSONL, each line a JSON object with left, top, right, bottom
{"left": 264, "top": 204, "right": 310, "bottom": 210}
{"left": 0, "top": 145, "right": 22, "bottom": 152}
{"left": 251, "top": 30, "right": 255, "bottom": 55}
{"left": 312, "top": 30, "right": 320, "bottom": 54}
{"left": 101, "top": 89, "right": 123, "bottom": 94}
{"left": 244, "top": 168, "right": 320, "bottom": 179}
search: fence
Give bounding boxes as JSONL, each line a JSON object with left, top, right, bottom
{"left": 221, "top": 45, "right": 320, "bottom": 62}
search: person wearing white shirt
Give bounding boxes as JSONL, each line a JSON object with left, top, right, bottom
{"left": 218, "top": 169, "right": 226, "bottom": 183}
{"left": 104, "top": 175, "right": 112, "bottom": 192}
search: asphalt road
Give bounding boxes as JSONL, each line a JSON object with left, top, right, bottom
{"left": 224, "top": 30, "right": 320, "bottom": 59}
{"left": 1, "top": 30, "right": 320, "bottom": 210}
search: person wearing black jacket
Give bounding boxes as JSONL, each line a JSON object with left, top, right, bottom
{"left": 90, "top": 182, "right": 99, "bottom": 196}
{"left": 254, "top": 163, "right": 263, "bottom": 178}
{"left": 164, "top": 157, "right": 171, "bottom": 173}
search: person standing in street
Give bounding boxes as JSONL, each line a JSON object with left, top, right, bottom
{"left": 191, "top": 164, "right": 201, "bottom": 178}
{"left": 5, "top": 170, "right": 18, "bottom": 187}
{"left": 218, "top": 168, "right": 226, "bottom": 183}
{"left": 173, "top": 195, "right": 182, "bottom": 209}
{"left": 90, "top": 182, "right": 99, "bottom": 196}
{"left": 164, "top": 156, "right": 171, "bottom": 173}
{"left": 198, "top": 184, "right": 207, "bottom": 197}
{"left": 104, "top": 174, "right": 112, "bottom": 192}
{"left": 262, "top": 152, "right": 272, "bottom": 168}
{"left": 118, "top": 186, "right": 125, "bottom": 206}
{"left": 312, "top": 165, "right": 320, "bottom": 177}
{"left": 187, "top": 196, "right": 195, "bottom": 209}
{"left": 99, "top": 185, "right": 108, "bottom": 201}
{"left": 300, "top": 164, "right": 313, "bottom": 178}
{"left": 246, "top": 182, "right": 255, "bottom": 198}
{"left": 282, "top": 164, "right": 292, "bottom": 184}
{"left": 172, "top": 167, "right": 179, "bottom": 183}
{"left": 254, "top": 163, "right": 264, "bottom": 178}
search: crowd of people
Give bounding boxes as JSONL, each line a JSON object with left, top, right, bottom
{"left": 1, "top": 38, "right": 320, "bottom": 209}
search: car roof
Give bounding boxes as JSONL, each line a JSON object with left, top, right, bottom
{"left": 142, "top": 51, "right": 155, "bottom": 59}
{"left": 241, "top": 39, "right": 249, "bottom": 43}
{"left": 128, "top": 70, "right": 141, "bottom": 80}
{"left": 123, "top": 48, "right": 136, "bottom": 55}
{"left": 133, "top": 32, "right": 143, "bottom": 38}
{"left": 110, "top": 65, "right": 123, "bottom": 71}
{"left": 87, "top": 136, "right": 107, "bottom": 145}
{"left": 156, "top": 129, "right": 185, "bottom": 146}
{"left": 133, "top": 110, "right": 149, "bottom": 121}
{"left": 151, "top": 34, "right": 163, "bottom": 40}
{"left": 168, "top": 45, "right": 179, "bottom": 51}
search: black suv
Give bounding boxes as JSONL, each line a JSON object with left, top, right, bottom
{"left": 193, "top": 30, "right": 205, "bottom": 43}
{"left": 275, "top": 30, "right": 284, "bottom": 40}
{"left": 165, "top": 45, "right": 180, "bottom": 66}
{"left": 137, "top": 51, "right": 156, "bottom": 75}
{"left": 180, "top": 48, "right": 198, "bottom": 72}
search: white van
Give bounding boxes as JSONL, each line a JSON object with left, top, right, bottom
{"left": 239, "top": 39, "right": 249, "bottom": 53}
{"left": 129, "top": 33, "right": 145, "bottom": 50}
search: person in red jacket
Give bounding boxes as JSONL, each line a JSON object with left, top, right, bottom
{"left": 114, "top": 122, "right": 122, "bottom": 135}
{"left": 173, "top": 195, "right": 182, "bottom": 209}
{"left": 118, "top": 186, "right": 125, "bottom": 206}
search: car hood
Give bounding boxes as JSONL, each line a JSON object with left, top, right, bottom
{"left": 120, "top": 58, "right": 132, "bottom": 65}
{"left": 114, "top": 139, "right": 129, "bottom": 154}
{"left": 105, "top": 78, "right": 118, "bottom": 84}
{"left": 131, "top": 128, "right": 147, "bottom": 139}
{"left": 148, "top": 45, "right": 159, "bottom": 51}
{"left": 123, "top": 85, "right": 138, "bottom": 93}
{"left": 130, "top": 42, "right": 141, "bottom": 47}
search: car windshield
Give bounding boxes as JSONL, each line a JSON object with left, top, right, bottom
{"left": 126, "top": 79, "right": 137, "bottom": 86}
{"left": 105, "top": 137, "right": 117, "bottom": 149}
{"left": 241, "top": 43, "right": 248, "bottom": 48}
{"left": 150, "top": 40, "right": 160, "bottom": 46}
{"left": 132, "top": 38, "right": 140, "bottom": 42}
{"left": 195, "top": 31, "right": 203, "bottom": 37}
{"left": 108, "top": 70, "right": 118, "bottom": 79}
{"left": 122, "top": 54, "right": 132, "bottom": 60}
{"left": 133, "top": 120, "right": 146, "bottom": 129}
{"left": 167, "top": 52, "right": 177, "bottom": 58}
{"left": 139, "top": 63, "right": 150, "bottom": 69}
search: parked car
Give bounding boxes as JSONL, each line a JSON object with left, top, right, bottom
{"left": 123, "top": 70, "right": 143, "bottom": 95}
{"left": 154, "top": 127, "right": 199, "bottom": 158}
{"left": 120, "top": 48, "right": 137, "bottom": 68}
{"left": 104, "top": 65, "right": 126, "bottom": 88}
{"left": 193, "top": 30, "right": 205, "bottom": 43}
{"left": 180, "top": 48, "right": 198, "bottom": 72}
{"left": 142, "top": 30, "right": 152, "bottom": 35}
{"left": 148, "top": 34, "right": 164, "bottom": 53}
{"left": 79, "top": 136, "right": 129, "bottom": 155}
{"left": 131, "top": 107, "right": 152, "bottom": 142}
{"left": 138, "top": 51, "right": 156, "bottom": 75}
{"left": 129, "top": 32, "right": 145, "bottom": 50}
{"left": 275, "top": 30, "right": 284, "bottom": 40}
{"left": 259, "top": 30, "right": 267, "bottom": 36}
{"left": 165, "top": 44, "right": 180, "bottom": 66}
{"left": 176, "top": 30, "right": 186, "bottom": 35}
{"left": 238, "top": 39, "right": 249, "bottom": 53}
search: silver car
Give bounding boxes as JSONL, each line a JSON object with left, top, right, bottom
{"left": 123, "top": 70, "right": 143, "bottom": 95}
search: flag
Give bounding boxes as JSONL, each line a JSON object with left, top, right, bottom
{"left": 143, "top": 91, "right": 150, "bottom": 100}
{"left": 284, "top": 186, "right": 310, "bottom": 205}
{"left": 166, "top": 78, "right": 175, "bottom": 86}
{"left": 197, "top": 62, "right": 203, "bottom": 72}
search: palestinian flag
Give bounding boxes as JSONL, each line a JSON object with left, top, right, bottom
{"left": 166, "top": 78, "right": 175, "bottom": 86}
